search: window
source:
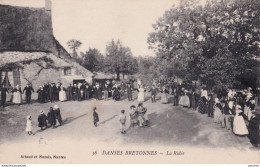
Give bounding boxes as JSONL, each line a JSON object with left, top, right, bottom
{"left": 64, "top": 67, "right": 71, "bottom": 76}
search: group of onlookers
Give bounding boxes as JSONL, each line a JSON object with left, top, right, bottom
{"left": 196, "top": 88, "right": 260, "bottom": 147}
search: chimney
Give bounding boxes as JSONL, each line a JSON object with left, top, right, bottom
{"left": 45, "top": 0, "right": 51, "bottom": 12}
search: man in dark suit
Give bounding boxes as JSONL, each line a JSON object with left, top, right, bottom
{"left": 50, "top": 83, "right": 56, "bottom": 102}
{"left": 126, "top": 83, "right": 133, "bottom": 101}
{"left": 67, "top": 84, "right": 73, "bottom": 101}
{"left": 223, "top": 101, "right": 235, "bottom": 130}
{"left": 173, "top": 87, "right": 179, "bottom": 106}
{"left": 1, "top": 85, "right": 8, "bottom": 107}
{"left": 23, "top": 84, "right": 34, "bottom": 104}
{"left": 149, "top": 85, "right": 158, "bottom": 103}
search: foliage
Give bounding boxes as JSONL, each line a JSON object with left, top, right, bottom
{"left": 147, "top": 0, "right": 260, "bottom": 90}
{"left": 80, "top": 48, "right": 104, "bottom": 72}
{"left": 67, "top": 39, "right": 82, "bottom": 58}
{"left": 104, "top": 39, "right": 138, "bottom": 79}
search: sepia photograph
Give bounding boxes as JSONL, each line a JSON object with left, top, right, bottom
{"left": 0, "top": 0, "right": 259, "bottom": 164}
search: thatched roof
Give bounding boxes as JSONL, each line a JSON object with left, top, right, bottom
{"left": 0, "top": 5, "right": 54, "bottom": 52}
{"left": 0, "top": 4, "right": 93, "bottom": 77}
{"left": 0, "top": 51, "right": 71, "bottom": 69}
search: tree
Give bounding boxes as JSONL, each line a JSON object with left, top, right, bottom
{"left": 104, "top": 39, "right": 138, "bottom": 80}
{"left": 67, "top": 39, "right": 82, "bottom": 58}
{"left": 148, "top": 0, "right": 260, "bottom": 90}
{"left": 80, "top": 48, "right": 104, "bottom": 72}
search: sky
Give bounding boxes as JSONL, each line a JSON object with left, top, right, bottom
{"left": 0, "top": 0, "right": 179, "bottom": 56}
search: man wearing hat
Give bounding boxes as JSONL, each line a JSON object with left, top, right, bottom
{"left": 23, "top": 83, "right": 34, "bottom": 104}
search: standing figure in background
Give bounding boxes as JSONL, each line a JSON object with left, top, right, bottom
{"left": 80, "top": 83, "right": 86, "bottom": 100}
{"left": 113, "top": 85, "right": 121, "bottom": 101}
{"left": 137, "top": 85, "right": 146, "bottom": 102}
{"left": 160, "top": 86, "right": 169, "bottom": 104}
{"left": 59, "top": 85, "right": 67, "bottom": 102}
{"left": 12, "top": 85, "right": 22, "bottom": 104}
{"left": 103, "top": 83, "right": 109, "bottom": 101}
{"left": 72, "top": 84, "right": 78, "bottom": 101}
{"left": 37, "top": 86, "right": 45, "bottom": 103}
{"left": 179, "top": 90, "right": 190, "bottom": 107}
{"left": 149, "top": 85, "right": 158, "bottom": 103}
{"left": 23, "top": 84, "right": 34, "bottom": 104}
{"left": 191, "top": 89, "right": 197, "bottom": 110}
{"left": 208, "top": 94, "right": 214, "bottom": 118}
{"left": 67, "top": 84, "right": 73, "bottom": 101}
{"left": 213, "top": 98, "right": 222, "bottom": 124}
{"left": 126, "top": 83, "right": 133, "bottom": 101}
{"left": 1, "top": 85, "right": 8, "bottom": 107}
{"left": 233, "top": 105, "right": 248, "bottom": 136}
{"left": 85, "top": 84, "right": 90, "bottom": 100}
{"left": 56, "top": 83, "right": 60, "bottom": 101}
{"left": 93, "top": 107, "right": 99, "bottom": 127}
{"left": 199, "top": 89, "right": 208, "bottom": 114}
{"left": 173, "top": 87, "right": 179, "bottom": 106}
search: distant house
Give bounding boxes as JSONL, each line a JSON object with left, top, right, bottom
{"left": 0, "top": 0, "right": 93, "bottom": 90}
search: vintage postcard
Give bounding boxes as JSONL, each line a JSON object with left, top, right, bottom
{"left": 0, "top": 0, "right": 259, "bottom": 164}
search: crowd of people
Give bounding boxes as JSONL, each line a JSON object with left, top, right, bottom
{"left": 1, "top": 78, "right": 259, "bottom": 147}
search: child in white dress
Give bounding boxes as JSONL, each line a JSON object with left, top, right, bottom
{"left": 25, "top": 115, "right": 33, "bottom": 135}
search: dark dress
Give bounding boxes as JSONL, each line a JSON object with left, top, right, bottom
{"left": 208, "top": 96, "right": 214, "bottom": 117}
{"left": 199, "top": 96, "right": 208, "bottom": 114}
{"left": 38, "top": 113, "right": 48, "bottom": 128}
{"left": 113, "top": 87, "right": 121, "bottom": 101}
{"left": 47, "top": 109, "right": 56, "bottom": 127}
{"left": 54, "top": 108, "right": 62, "bottom": 125}
{"left": 1, "top": 87, "right": 8, "bottom": 106}
{"left": 248, "top": 116, "right": 260, "bottom": 146}
{"left": 37, "top": 88, "right": 45, "bottom": 103}
{"left": 93, "top": 111, "right": 99, "bottom": 126}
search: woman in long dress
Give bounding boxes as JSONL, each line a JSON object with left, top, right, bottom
{"left": 213, "top": 98, "right": 222, "bottom": 124}
{"left": 161, "top": 86, "right": 169, "bottom": 104}
{"left": 179, "top": 90, "right": 190, "bottom": 107}
{"left": 59, "top": 85, "right": 67, "bottom": 102}
{"left": 233, "top": 105, "right": 248, "bottom": 136}
{"left": 137, "top": 85, "right": 145, "bottom": 102}
{"left": 12, "top": 85, "right": 22, "bottom": 104}
{"left": 199, "top": 89, "right": 208, "bottom": 114}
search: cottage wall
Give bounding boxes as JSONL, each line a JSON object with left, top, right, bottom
{"left": 20, "top": 63, "right": 70, "bottom": 100}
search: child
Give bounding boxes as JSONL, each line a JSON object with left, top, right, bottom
{"left": 119, "top": 110, "right": 127, "bottom": 134}
{"left": 93, "top": 107, "right": 99, "bottom": 127}
{"left": 38, "top": 110, "right": 48, "bottom": 130}
{"left": 26, "top": 115, "right": 33, "bottom": 135}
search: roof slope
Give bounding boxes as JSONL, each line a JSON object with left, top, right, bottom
{"left": 0, "top": 5, "right": 54, "bottom": 52}
{"left": 0, "top": 51, "right": 71, "bottom": 68}
{"left": 0, "top": 4, "right": 93, "bottom": 77}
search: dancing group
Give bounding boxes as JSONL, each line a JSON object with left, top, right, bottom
{"left": 25, "top": 104, "right": 63, "bottom": 135}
